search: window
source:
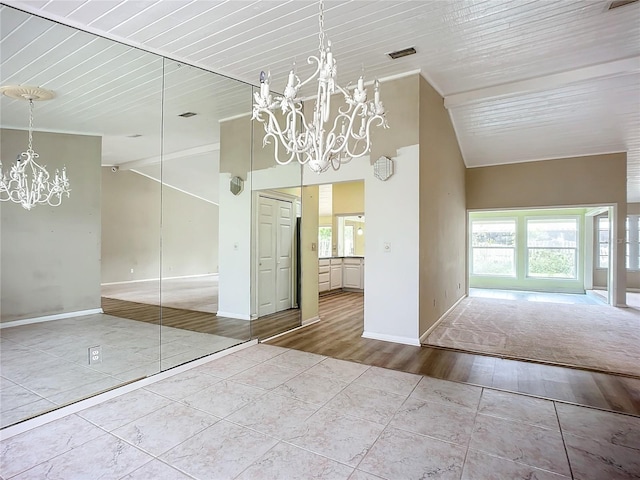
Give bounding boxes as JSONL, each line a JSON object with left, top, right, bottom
{"left": 344, "top": 225, "right": 355, "bottom": 256}
{"left": 318, "top": 226, "right": 332, "bottom": 257}
{"left": 597, "top": 217, "right": 609, "bottom": 268}
{"left": 471, "top": 220, "right": 516, "bottom": 276}
{"left": 597, "top": 215, "right": 640, "bottom": 271}
{"left": 526, "top": 218, "right": 578, "bottom": 279}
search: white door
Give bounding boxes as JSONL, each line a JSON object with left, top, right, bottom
{"left": 257, "top": 195, "right": 293, "bottom": 317}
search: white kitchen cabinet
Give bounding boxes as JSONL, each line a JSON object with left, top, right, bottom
{"left": 319, "top": 259, "right": 331, "bottom": 292}
{"left": 343, "top": 257, "right": 364, "bottom": 290}
{"left": 330, "top": 258, "right": 343, "bottom": 290}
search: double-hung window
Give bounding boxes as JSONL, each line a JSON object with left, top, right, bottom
{"left": 470, "top": 220, "right": 516, "bottom": 276}
{"left": 526, "top": 218, "right": 578, "bottom": 279}
{"left": 318, "top": 226, "right": 332, "bottom": 258}
{"left": 597, "top": 217, "right": 609, "bottom": 268}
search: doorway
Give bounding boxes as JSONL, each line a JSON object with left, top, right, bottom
{"left": 256, "top": 193, "right": 296, "bottom": 317}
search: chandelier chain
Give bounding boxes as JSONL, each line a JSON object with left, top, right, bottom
{"left": 27, "top": 99, "right": 34, "bottom": 154}
{"left": 318, "top": 0, "right": 325, "bottom": 49}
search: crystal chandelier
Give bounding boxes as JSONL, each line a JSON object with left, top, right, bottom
{"left": 252, "top": 0, "right": 388, "bottom": 173}
{"left": 0, "top": 86, "right": 70, "bottom": 210}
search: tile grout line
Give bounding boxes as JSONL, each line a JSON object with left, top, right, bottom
{"left": 553, "top": 400, "right": 575, "bottom": 480}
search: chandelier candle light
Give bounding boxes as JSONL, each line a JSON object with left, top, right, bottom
{"left": 252, "top": 0, "right": 388, "bottom": 173}
{"left": 0, "top": 86, "right": 70, "bottom": 210}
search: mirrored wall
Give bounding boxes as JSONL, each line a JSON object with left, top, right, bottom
{"left": 0, "top": 5, "right": 301, "bottom": 428}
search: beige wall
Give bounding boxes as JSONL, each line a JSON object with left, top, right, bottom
{"left": 418, "top": 77, "right": 467, "bottom": 335}
{"left": 301, "top": 185, "right": 320, "bottom": 323}
{"left": 1, "top": 129, "right": 102, "bottom": 322}
{"left": 101, "top": 168, "right": 218, "bottom": 283}
{"left": 466, "top": 152, "right": 627, "bottom": 305}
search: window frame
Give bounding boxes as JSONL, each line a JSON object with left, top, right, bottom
{"left": 595, "top": 214, "right": 640, "bottom": 272}
{"left": 469, "top": 218, "right": 518, "bottom": 277}
{"left": 525, "top": 216, "right": 579, "bottom": 280}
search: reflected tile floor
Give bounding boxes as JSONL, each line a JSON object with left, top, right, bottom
{"left": 0, "top": 314, "right": 243, "bottom": 428}
{"left": 2, "top": 344, "right": 639, "bottom": 479}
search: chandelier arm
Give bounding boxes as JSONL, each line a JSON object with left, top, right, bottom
{"left": 298, "top": 56, "right": 323, "bottom": 90}
{"left": 342, "top": 115, "right": 387, "bottom": 159}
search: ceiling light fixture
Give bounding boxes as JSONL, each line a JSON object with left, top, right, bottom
{"left": 0, "top": 86, "right": 70, "bottom": 210}
{"left": 252, "top": 0, "right": 388, "bottom": 173}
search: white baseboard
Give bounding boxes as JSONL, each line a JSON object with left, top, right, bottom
{"left": 101, "top": 273, "right": 218, "bottom": 286}
{"left": 0, "top": 308, "right": 104, "bottom": 329}
{"left": 361, "top": 331, "right": 421, "bottom": 346}
{"left": 216, "top": 311, "right": 251, "bottom": 321}
{"left": 302, "top": 315, "right": 320, "bottom": 326}
{"left": 419, "top": 294, "right": 467, "bottom": 344}
{"left": 0, "top": 339, "right": 258, "bottom": 440}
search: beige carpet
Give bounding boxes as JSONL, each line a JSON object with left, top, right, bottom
{"left": 424, "top": 296, "right": 640, "bottom": 377}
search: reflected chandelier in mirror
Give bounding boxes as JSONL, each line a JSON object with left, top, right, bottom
{"left": 0, "top": 85, "right": 71, "bottom": 210}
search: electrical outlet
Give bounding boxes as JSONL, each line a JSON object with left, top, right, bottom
{"left": 88, "top": 345, "right": 102, "bottom": 365}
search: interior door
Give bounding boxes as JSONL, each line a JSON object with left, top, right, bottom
{"left": 257, "top": 195, "right": 293, "bottom": 316}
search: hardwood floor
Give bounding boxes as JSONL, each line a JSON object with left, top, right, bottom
{"left": 101, "top": 297, "right": 301, "bottom": 341}
{"left": 267, "top": 291, "right": 640, "bottom": 416}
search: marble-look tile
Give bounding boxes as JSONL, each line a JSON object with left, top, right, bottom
{"left": 0, "top": 398, "right": 57, "bottom": 428}
{"left": 231, "top": 344, "right": 287, "bottom": 363}
{"left": 112, "top": 361, "right": 161, "bottom": 382}
{"left": 358, "top": 427, "right": 466, "bottom": 480}
{"left": 273, "top": 372, "right": 347, "bottom": 405}
{"left": 564, "top": 433, "right": 640, "bottom": 480}
{"left": 263, "top": 349, "right": 326, "bottom": 373}
{"left": 120, "top": 459, "right": 194, "bottom": 479}
{"left": 353, "top": 366, "right": 421, "bottom": 397}
{"left": 180, "top": 379, "right": 265, "bottom": 418}
{"left": 47, "top": 376, "right": 123, "bottom": 406}
{"left": 556, "top": 402, "right": 640, "bottom": 451}
{"left": 228, "top": 363, "right": 299, "bottom": 390}
{"left": 226, "top": 391, "right": 319, "bottom": 438}
{"left": 192, "top": 354, "right": 258, "bottom": 379}
{"left": 462, "top": 449, "right": 569, "bottom": 479}
{"left": 478, "top": 389, "right": 559, "bottom": 430}
{"left": 286, "top": 407, "right": 384, "bottom": 467}
{"left": 18, "top": 363, "right": 114, "bottom": 398}
{"left": 0, "top": 414, "right": 106, "bottom": 478}
{"left": 12, "top": 433, "right": 152, "bottom": 480}
{"left": 348, "top": 471, "right": 385, "bottom": 480}
{"left": 112, "top": 402, "right": 218, "bottom": 456}
{"left": 324, "top": 383, "right": 406, "bottom": 425}
{"left": 469, "top": 414, "right": 571, "bottom": 476}
{"left": 0, "top": 384, "right": 46, "bottom": 412}
{"left": 144, "top": 370, "right": 221, "bottom": 401}
{"left": 78, "top": 389, "right": 172, "bottom": 431}
{"left": 160, "top": 420, "right": 278, "bottom": 479}
{"left": 306, "top": 357, "right": 370, "bottom": 384}
{"left": 389, "top": 397, "right": 476, "bottom": 445}
{"left": 410, "top": 376, "right": 482, "bottom": 410}
{"left": 237, "top": 441, "right": 353, "bottom": 480}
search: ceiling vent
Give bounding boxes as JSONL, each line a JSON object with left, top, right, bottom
{"left": 388, "top": 47, "right": 416, "bottom": 60}
{"left": 608, "top": 0, "right": 638, "bottom": 9}
{"left": 179, "top": 112, "right": 197, "bottom": 118}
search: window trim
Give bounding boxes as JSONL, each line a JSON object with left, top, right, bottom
{"left": 524, "top": 216, "right": 579, "bottom": 280}
{"left": 469, "top": 218, "right": 518, "bottom": 278}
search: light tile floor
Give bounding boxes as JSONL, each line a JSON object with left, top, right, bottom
{"left": 2, "top": 344, "right": 639, "bottom": 479}
{"left": 0, "top": 314, "right": 242, "bottom": 427}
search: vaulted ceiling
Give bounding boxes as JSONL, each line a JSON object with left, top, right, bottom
{"left": 2, "top": 0, "right": 639, "bottom": 200}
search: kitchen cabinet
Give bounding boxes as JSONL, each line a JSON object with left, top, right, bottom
{"left": 318, "top": 257, "right": 363, "bottom": 293}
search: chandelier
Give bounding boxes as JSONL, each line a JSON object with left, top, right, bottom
{"left": 0, "top": 86, "right": 70, "bottom": 210}
{"left": 252, "top": 0, "right": 388, "bottom": 173}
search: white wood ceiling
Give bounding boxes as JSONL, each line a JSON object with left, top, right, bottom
{"left": 2, "top": 0, "right": 639, "bottom": 200}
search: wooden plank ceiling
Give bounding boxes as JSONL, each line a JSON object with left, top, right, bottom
{"left": 1, "top": 0, "right": 639, "bottom": 200}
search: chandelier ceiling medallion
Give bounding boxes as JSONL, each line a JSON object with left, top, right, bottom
{"left": 0, "top": 86, "right": 70, "bottom": 210}
{"left": 252, "top": 0, "right": 388, "bottom": 173}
